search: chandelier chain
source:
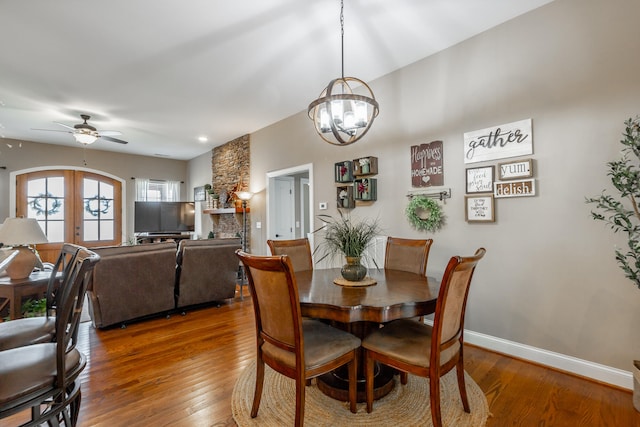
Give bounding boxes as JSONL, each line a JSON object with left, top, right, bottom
{"left": 340, "top": 0, "right": 344, "bottom": 79}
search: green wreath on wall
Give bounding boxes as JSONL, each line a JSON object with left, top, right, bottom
{"left": 405, "top": 195, "right": 445, "bottom": 232}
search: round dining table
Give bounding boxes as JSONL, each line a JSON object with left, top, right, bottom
{"left": 294, "top": 267, "right": 439, "bottom": 402}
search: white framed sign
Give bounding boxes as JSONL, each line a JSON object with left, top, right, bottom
{"left": 466, "top": 166, "right": 494, "bottom": 193}
{"left": 494, "top": 178, "right": 536, "bottom": 198}
{"left": 498, "top": 158, "right": 533, "bottom": 180}
{"left": 465, "top": 194, "right": 495, "bottom": 222}
{"left": 463, "top": 119, "right": 533, "bottom": 164}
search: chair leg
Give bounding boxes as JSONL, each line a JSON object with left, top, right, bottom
{"left": 400, "top": 371, "right": 408, "bottom": 385}
{"left": 429, "top": 374, "right": 442, "bottom": 427}
{"left": 365, "top": 350, "right": 374, "bottom": 413}
{"left": 295, "top": 376, "right": 305, "bottom": 427}
{"left": 456, "top": 357, "right": 470, "bottom": 413}
{"left": 348, "top": 353, "right": 357, "bottom": 413}
{"left": 251, "top": 359, "right": 265, "bottom": 418}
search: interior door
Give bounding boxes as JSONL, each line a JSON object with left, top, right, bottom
{"left": 16, "top": 170, "right": 122, "bottom": 263}
{"left": 272, "top": 177, "right": 295, "bottom": 240}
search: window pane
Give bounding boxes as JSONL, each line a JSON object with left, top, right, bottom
{"left": 84, "top": 221, "right": 99, "bottom": 241}
{"left": 84, "top": 179, "right": 98, "bottom": 198}
{"left": 102, "top": 200, "right": 114, "bottom": 220}
{"left": 100, "top": 220, "right": 114, "bottom": 240}
{"left": 48, "top": 198, "right": 65, "bottom": 220}
{"left": 102, "top": 182, "right": 114, "bottom": 199}
{"left": 46, "top": 220, "right": 65, "bottom": 243}
{"left": 48, "top": 177, "right": 64, "bottom": 197}
{"left": 27, "top": 178, "right": 46, "bottom": 196}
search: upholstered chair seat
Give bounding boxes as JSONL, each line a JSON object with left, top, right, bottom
{"left": 0, "top": 317, "right": 56, "bottom": 351}
{"left": 0, "top": 343, "right": 84, "bottom": 405}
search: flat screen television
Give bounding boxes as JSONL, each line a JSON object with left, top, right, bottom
{"left": 134, "top": 201, "right": 195, "bottom": 234}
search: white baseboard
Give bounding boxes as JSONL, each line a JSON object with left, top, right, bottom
{"left": 423, "top": 320, "right": 633, "bottom": 390}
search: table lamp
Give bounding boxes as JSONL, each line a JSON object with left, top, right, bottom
{"left": 0, "top": 217, "right": 48, "bottom": 279}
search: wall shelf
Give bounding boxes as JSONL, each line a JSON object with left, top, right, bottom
{"left": 203, "top": 208, "right": 237, "bottom": 214}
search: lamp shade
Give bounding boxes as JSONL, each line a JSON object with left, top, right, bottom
{"left": 235, "top": 191, "right": 253, "bottom": 201}
{"left": 0, "top": 217, "right": 48, "bottom": 246}
{"left": 0, "top": 218, "right": 48, "bottom": 280}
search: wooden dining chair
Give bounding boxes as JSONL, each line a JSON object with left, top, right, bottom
{"left": 0, "top": 248, "right": 100, "bottom": 427}
{"left": 362, "top": 248, "right": 486, "bottom": 427}
{"left": 0, "top": 243, "right": 82, "bottom": 351}
{"left": 384, "top": 236, "right": 433, "bottom": 276}
{"left": 267, "top": 238, "right": 313, "bottom": 272}
{"left": 235, "top": 250, "right": 360, "bottom": 427}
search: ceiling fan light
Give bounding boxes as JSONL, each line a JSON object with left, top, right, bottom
{"left": 74, "top": 133, "right": 98, "bottom": 145}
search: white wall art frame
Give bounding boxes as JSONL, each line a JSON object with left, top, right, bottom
{"left": 463, "top": 118, "right": 533, "bottom": 164}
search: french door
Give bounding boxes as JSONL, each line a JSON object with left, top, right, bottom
{"left": 15, "top": 170, "right": 122, "bottom": 263}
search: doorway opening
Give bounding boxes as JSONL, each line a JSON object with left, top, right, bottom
{"left": 266, "top": 163, "right": 314, "bottom": 254}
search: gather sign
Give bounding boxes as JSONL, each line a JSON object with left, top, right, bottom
{"left": 463, "top": 119, "right": 533, "bottom": 164}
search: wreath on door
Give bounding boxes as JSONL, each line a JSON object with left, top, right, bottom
{"left": 405, "top": 195, "right": 445, "bottom": 232}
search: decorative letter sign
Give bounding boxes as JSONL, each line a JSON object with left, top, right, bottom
{"left": 463, "top": 119, "right": 533, "bottom": 164}
{"left": 494, "top": 179, "right": 536, "bottom": 198}
{"left": 411, "top": 140, "right": 444, "bottom": 187}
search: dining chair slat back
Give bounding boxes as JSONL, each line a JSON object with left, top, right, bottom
{"left": 267, "top": 238, "right": 313, "bottom": 272}
{"left": 384, "top": 237, "right": 433, "bottom": 276}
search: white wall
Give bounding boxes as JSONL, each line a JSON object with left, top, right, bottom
{"left": 245, "top": 0, "right": 640, "bottom": 379}
{"left": 187, "top": 150, "right": 213, "bottom": 239}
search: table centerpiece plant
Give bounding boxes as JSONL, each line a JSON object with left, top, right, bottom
{"left": 313, "top": 211, "right": 381, "bottom": 281}
{"left": 585, "top": 116, "right": 640, "bottom": 412}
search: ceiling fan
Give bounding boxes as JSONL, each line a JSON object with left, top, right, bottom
{"left": 33, "top": 114, "right": 128, "bottom": 145}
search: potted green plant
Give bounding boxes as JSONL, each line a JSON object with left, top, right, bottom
{"left": 22, "top": 297, "right": 47, "bottom": 318}
{"left": 314, "top": 211, "right": 381, "bottom": 281}
{"left": 585, "top": 116, "right": 640, "bottom": 411}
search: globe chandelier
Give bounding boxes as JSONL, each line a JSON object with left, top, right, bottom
{"left": 307, "top": 0, "right": 379, "bottom": 146}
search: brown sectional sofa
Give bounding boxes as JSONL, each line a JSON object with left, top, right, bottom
{"left": 87, "top": 239, "right": 241, "bottom": 328}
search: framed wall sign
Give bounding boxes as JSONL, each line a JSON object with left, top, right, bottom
{"left": 194, "top": 186, "right": 206, "bottom": 201}
{"left": 465, "top": 194, "right": 495, "bottom": 222}
{"left": 498, "top": 158, "right": 533, "bottom": 180}
{"left": 411, "top": 140, "right": 444, "bottom": 187}
{"left": 463, "top": 118, "right": 533, "bottom": 164}
{"left": 494, "top": 178, "right": 536, "bottom": 198}
{"left": 466, "top": 166, "right": 494, "bottom": 193}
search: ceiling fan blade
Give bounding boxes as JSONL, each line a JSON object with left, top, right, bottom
{"left": 53, "top": 121, "right": 76, "bottom": 131}
{"left": 100, "top": 135, "right": 129, "bottom": 144}
{"left": 98, "top": 130, "right": 122, "bottom": 136}
{"left": 32, "top": 128, "right": 73, "bottom": 134}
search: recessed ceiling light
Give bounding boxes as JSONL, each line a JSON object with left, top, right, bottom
{"left": 198, "top": 136, "right": 208, "bottom": 142}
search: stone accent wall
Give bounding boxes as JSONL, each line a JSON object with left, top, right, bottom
{"left": 210, "top": 135, "right": 250, "bottom": 246}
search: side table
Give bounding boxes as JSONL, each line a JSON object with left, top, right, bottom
{"left": 0, "top": 271, "right": 52, "bottom": 320}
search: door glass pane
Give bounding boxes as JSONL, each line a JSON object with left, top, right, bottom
{"left": 46, "top": 220, "right": 65, "bottom": 242}
{"left": 84, "top": 221, "right": 99, "bottom": 241}
{"left": 83, "top": 178, "right": 115, "bottom": 242}
{"left": 27, "top": 176, "right": 65, "bottom": 242}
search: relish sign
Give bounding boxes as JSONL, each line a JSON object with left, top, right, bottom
{"left": 411, "top": 140, "right": 443, "bottom": 187}
{"left": 463, "top": 119, "right": 533, "bottom": 164}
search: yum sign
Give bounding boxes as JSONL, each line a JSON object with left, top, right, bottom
{"left": 463, "top": 119, "right": 533, "bottom": 164}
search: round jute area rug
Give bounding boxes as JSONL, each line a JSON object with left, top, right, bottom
{"left": 232, "top": 361, "right": 489, "bottom": 427}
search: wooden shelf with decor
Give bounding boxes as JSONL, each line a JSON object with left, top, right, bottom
{"left": 203, "top": 207, "right": 249, "bottom": 214}
{"left": 354, "top": 178, "right": 377, "bottom": 201}
{"left": 353, "top": 156, "right": 378, "bottom": 176}
{"left": 335, "top": 161, "right": 354, "bottom": 183}
{"left": 337, "top": 186, "right": 355, "bottom": 209}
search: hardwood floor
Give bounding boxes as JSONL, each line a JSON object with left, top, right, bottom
{"left": 4, "top": 296, "right": 638, "bottom": 426}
